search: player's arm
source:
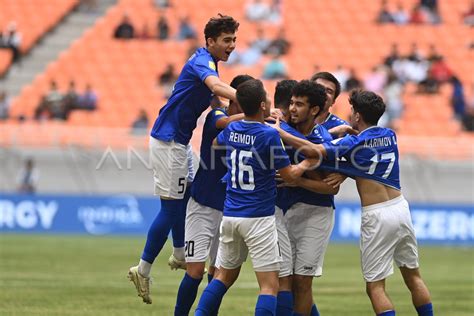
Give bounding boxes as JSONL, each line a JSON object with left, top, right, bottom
{"left": 204, "top": 75, "right": 237, "bottom": 102}
{"left": 278, "top": 158, "right": 318, "bottom": 183}
{"left": 328, "top": 125, "right": 359, "bottom": 138}
{"left": 215, "top": 114, "right": 244, "bottom": 129}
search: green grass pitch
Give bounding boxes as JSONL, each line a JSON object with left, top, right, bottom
{"left": 0, "top": 234, "right": 472, "bottom": 315}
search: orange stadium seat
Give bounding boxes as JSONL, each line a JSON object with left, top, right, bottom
{"left": 1, "top": 0, "right": 472, "bottom": 159}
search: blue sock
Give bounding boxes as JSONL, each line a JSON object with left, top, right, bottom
{"left": 255, "top": 294, "right": 277, "bottom": 316}
{"left": 172, "top": 187, "right": 191, "bottom": 248}
{"left": 378, "top": 311, "right": 395, "bottom": 316}
{"left": 174, "top": 273, "right": 202, "bottom": 316}
{"left": 276, "top": 291, "right": 293, "bottom": 316}
{"left": 311, "top": 303, "right": 320, "bottom": 316}
{"left": 141, "top": 199, "right": 181, "bottom": 263}
{"left": 208, "top": 273, "right": 214, "bottom": 284}
{"left": 416, "top": 303, "right": 433, "bottom": 316}
{"left": 195, "top": 279, "right": 227, "bottom": 316}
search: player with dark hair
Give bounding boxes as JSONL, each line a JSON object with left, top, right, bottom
{"left": 174, "top": 74, "right": 254, "bottom": 316}
{"left": 283, "top": 80, "right": 339, "bottom": 316}
{"left": 310, "top": 72, "right": 349, "bottom": 137}
{"left": 274, "top": 90, "right": 434, "bottom": 316}
{"left": 274, "top": 79, "right": 298, "bottom": 119}
{"left": 195, "top": 79, "right": 316, "bottom": 316}
{"left": 128, "top": 14, "right": 240, "bottom": 304}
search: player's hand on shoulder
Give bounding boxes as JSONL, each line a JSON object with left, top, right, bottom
{"left": 329, "top": 125, "right": 359, "bottom": 138}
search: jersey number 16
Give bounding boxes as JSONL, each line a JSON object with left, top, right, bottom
{"left": 230, "top": 150, "right": 255, "bottom": 191}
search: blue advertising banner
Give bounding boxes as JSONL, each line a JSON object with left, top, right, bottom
{"left": 0, "top": 194, "right": 472, "bottom": 246}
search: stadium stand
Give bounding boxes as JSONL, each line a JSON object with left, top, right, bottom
{"left": 0, "top": 0, "right": 79, "bottom": 74}
{"left": 1, "top": 0, "right": 473, "bottom": 159}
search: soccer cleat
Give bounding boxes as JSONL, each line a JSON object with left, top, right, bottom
{"left": 168, "top": 254, "right": 187, "bottom": 271}
{"left": 128, "top": 266, "right": 152, "bottom": 304}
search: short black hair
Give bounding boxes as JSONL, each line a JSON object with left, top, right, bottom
{"left": 292, "top": 80, "right": 327, "bottom": 115}
{"left": 230, "top": 74, "right": 254, "bottom": 89}
{"left": 310, "top": 71, "right": 341, "bottom": 101}
{"left": 204, "top": 14, "right": 239, "bottom": 44}
{"left": 274, "top": 79, "right": 297, "bottom": 111}
{"left": 349, "top": 90, "right": 386, "bottom": 125}
{"left": 236, "top": 79, "right": 266, "bottom": 116}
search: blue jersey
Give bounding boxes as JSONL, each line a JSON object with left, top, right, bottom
{"left": 287, "top": 124, "right": 335, "bottom": 209}
{"left": 151, "top": 48, "right": 219, "bottom": 145}
{"left": 321, "top": 113, "right": 349, "bottom": 138}
{"left": 217, "top": 121, "right": 291, "bottom": 218}
{"left": 191, "top": 108, "right": 228, "bottom": 211}
{"left": 322, "top": 126, "right": 401, "bottom": 190}
{"left": 275, "top": 121, "right": 305, "bottom": 212}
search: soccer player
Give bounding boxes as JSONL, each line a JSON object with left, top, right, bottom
{"left": 275, "top": 90, "right": 434, "bottom": 316}
{"left": 128, "top": 14, "right": 240, "bottom": 304}
{"left": 195, "top": 79, "right": 316, "bottom": 316}
{"left": 283, "top": 80, "right": 339, "bottom": 316}
{"left": 310, "top": 72, "right": 349, "bottom": 136}
{"left": 174, "top": 74, "right": 254, "bottom": 316}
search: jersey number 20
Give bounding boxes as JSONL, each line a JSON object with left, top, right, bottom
{"left": 230, "top": 150, "right": 255, "bottom": 190}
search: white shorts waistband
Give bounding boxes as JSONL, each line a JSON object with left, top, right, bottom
{"left": 362, "top": 195, "right": 405, "bottom": 213}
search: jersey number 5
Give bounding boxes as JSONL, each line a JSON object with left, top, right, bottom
{"left": 230, "top": 150, "right": 255, "bottom": 190}
{"left": 367, "top": 152, "right": 395, "bottom": 179}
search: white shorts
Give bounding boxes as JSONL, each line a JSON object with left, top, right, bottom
{"left": 286, "top": 203, "right": 334, "bottom": 277}
{"left": 361, "top": 195, "right": 419, "bottom": 282}
{"left": 184, "top": 197, "right": 222, "bottom": 263}
{"left": 149, "top": 137, "right": 194, "bottom": 199}
{"left": 218, "top": 215, "right": 282, "bottom": 272}
{"left": 275, "top": 207, "right": 292, "bottom": 278}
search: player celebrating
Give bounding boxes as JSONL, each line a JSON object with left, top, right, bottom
{"left": 310, "top": 72, "right": 349, "bottom": 136}
{"left": 283, "top": 80, "right": 339, "bottom": 316}
{"left": 195, "top": 79, "right": 316, "bottom": 316}
{"left": 275, "top": 90, "right": 434, "bottom": 316}
{"left": 174, "top": 74, "right": 253, "bottom": 316}
{"left": 128, "top": 14, "right": 240, "bottom": 304}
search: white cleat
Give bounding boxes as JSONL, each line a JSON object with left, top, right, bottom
{"left": 127, "top": 266, "right": 152, "bottom": 304}
{"left": 168, "top": 254, "right": 187, "bottom": 271}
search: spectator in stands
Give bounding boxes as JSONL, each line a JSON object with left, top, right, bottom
{"left": 114, "top": 14, "right": 135, "bottom": 39}
{"left": 157, "top": 15, "right": 170, "bottom": 40}
{"left": 158, "top": 64, "right": 178, "bottom": 98}
{"left": 78, "top": 84, "right": 98, "bottom": 110}
{"left": 364, "top": 65, "right": 387, "bottom": 94}
{"left": 409, "top": 4, "right": 428, "bottom": 24}
{"left": 0, "top": 22, "right": 22, "bottom": 63}
{"left": 463, "top": 1, "right": 474, "bottom": 25}
{"left": 63, "top": 80, "right": 79, "bottom": 114}
{"left": 392, "top": 3, "right": 409, "bottom": 25}
{"left": 450, "top": 76, "right": 466, "bottom": 121}
{"left": 177, "top": 16, "right": 197, "bottom": 40}
{"left": 17, "top": 158, "right": 39, "bottom": 194}
{"left": 262, "top": 53, "right": 287, "bottom": 79}
{"left": 333, "top": 65, "right": 349, "bottom": 91}
{"left": 462, "top": 83, "right": 474, "bottom": 131}
{"left": 245, "top": 0, "right": 271, "bottom": 22}
{"left": 34, "top": 80, "right": 65, "bottom": 120}
{"left": 383, "top": 71, "right": 404, "bottom": 125}
{"left": 376, "top": 0, "right": 394, "bottom": 24}
{"left": 420, "top": 0, "right": 441, "bottom": 24}
{"left": 131, "top": 109, "right": 149, "bottom": 135}
{"left": 268, "top": 0, "right": 282, "bottom": 24}
{"left": 250, "top": 27, "right": 270, "bottom": 54}
{"left": 266, "top": 28, "right": 290, "bottom": 55}
{"left": 407, "top": 43, "right": 423, "bottom": 63}
{"left": 345, "top": 68, "right": 362, "bottom": 91}
{"left": 417, "top": 71, "right": 439, "bottom": 94}
{"left": 0, "top": 90, "right": 9, "bottom": 120}
{"left": 429, "top": 56, "right": 452, "bottom": 84}
{"left": 154, "top": 0, "right": 171, "bottom": 8}
{"left": 384, "top": 43, "right": 401, "bottom": 67}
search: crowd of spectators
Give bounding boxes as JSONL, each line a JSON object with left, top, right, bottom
{"left": 34, "top": 80, "right": 98, "bottom": 121}
{"left": 376, "top": 0, "right": 441, "bottom": 25}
